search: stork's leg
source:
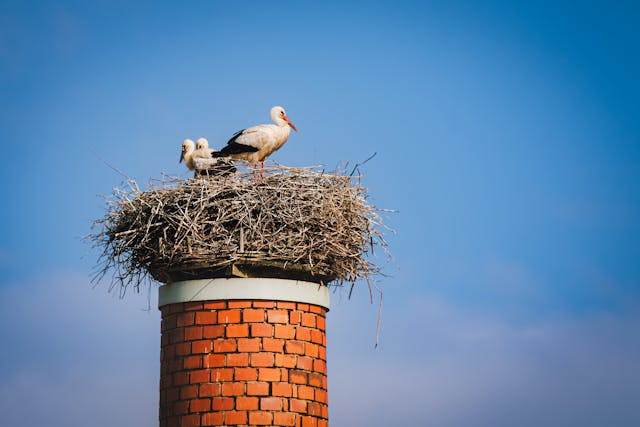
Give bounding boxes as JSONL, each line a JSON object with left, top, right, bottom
{"left": 260, "top": 161, "right": 265, "bottom": 179}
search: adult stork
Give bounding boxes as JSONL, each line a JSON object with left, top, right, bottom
{"left": 212, "top": 106, "right": 298, "bottom": 174}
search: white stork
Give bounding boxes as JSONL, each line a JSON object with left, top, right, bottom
{"left": 212, "top": 106, "right": 297, "bottom": 173}
{"left": 179, "top": 139, "right": 196, "bottom": 170}
{"left": 190, "top": 137, "right": 237, "bottom": 176}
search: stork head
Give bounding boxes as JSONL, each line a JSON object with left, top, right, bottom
{"left": 270, "top": 106, "right": 298, "bottom": 132}
{"left": 180, "top": 139, "right": 195, "bottom": 163}
{"left": 196, "top": 137, "right": 209, "bottom": 150}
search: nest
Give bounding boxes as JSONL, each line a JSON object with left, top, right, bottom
{"left": 88, "top": 165, "right": 391, "bottom": 296}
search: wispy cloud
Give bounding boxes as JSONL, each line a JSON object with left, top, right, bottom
{"left": 328, "top": 294, "right": 640, "bottom": 427}
{"left": 0, "top": 272, "right": 159, "bottom": 427}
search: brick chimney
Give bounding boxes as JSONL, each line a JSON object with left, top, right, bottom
{"left": 159, "top": 278, "right": 329, "bottom": 427}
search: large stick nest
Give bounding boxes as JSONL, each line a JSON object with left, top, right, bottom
{"left": 88, "top": 165, "right": 391, "bottom": 295}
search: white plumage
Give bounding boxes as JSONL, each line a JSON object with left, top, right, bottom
{"left": 179, "top": 139, "right": 196, "bottom": 170}
{"left": 213, "top": 106, "right": 298, "bottom": 169}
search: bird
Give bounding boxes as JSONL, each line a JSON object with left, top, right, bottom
{"left": 190, "top": 137, "right": 237, "bottom": 177}
{"left": 179, "top": 139, "right": 196, "bottom": 170}
{"left": 196, "top": 138, "right": 213, "bottom": 151}
{"left": 212, "top": 106, "right": 298, "bottom": 174}
{"left": 193, "top": 137, "right": 214, "bottom": 158}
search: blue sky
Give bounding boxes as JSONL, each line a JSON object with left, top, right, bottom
{"left": 1, "top": 1, "right": 639, "bottom": 426}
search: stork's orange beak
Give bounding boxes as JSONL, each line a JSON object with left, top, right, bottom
{"left": 284, "top": 116, "right": 298, "bottom": 132}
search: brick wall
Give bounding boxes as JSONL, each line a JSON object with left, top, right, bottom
{"left": 160, "top": 300, "right": 328, "bottom": 427}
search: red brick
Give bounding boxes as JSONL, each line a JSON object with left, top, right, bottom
{"left": 213, "top": 338, "right": 237, "bottom": 353}
{"left": 190, "top": 370, "right": 210, "bottom": 384}
{"left": 311, "top": 330, "right": 324, "bottom": 344}
{"left": 212, "top": 397, "right": 234, "bottom": 410}
{"left": 203, "top": 353, "right": 225, "bottom": 368}
{"left": 296, "top": 303, "right": 310, "bottom": 311}
{"left": 237, "top": 338, "right": 261, "bottom": 352}
{"left": 183, "top": 302, "right": 203, "bottom": 311}
{"left": 277, "top": 301, "right": 297, "bottom": 309}
{"left": 190, "top": 398, "right": 210, "bottom": 412}
{"left": 192, "top": 340, "right": 212, "bottom": 354}
{"left": 251, "top": 323, "right": 274, "bottom": 337}
{"left": 162, "top": 387, "right": 178, "bottom": 403}
{"left": 261, "top": 396, "right": 284, "bottom": 410}
{"left": 315, "top": 388, "right": 328, "bottom": 404}
{"left": 308, "top": 373, "right": 324, "bottom": 388}
{"left": 211, "top": 368, "right": 233, "bottom": 382}
{"left": 286, "top": 340, "right": 305, "bottom": 355}
{"left": 246, "top": 382, "right": 269, "bottom": 396}
{"left": 252, "top": 301, "right": 276, "bottom": 308}
{"left": 274, "top": 324, "right": 296, "bottom": 339}
{"left": 275, "top": 353, "right": 297, "bottom": 368}
{"left": 263, "top": 338, "right": 285, "bottom": 352}
{"left": 195, "top": 311, "right": 216, "bottom": 325}
{"left": 318, "top": 419, "right": 328, "bottom": 427}
{"left": 267, "top": 309, "right": 289, "bottom": 323}
{"left": 173, "top": 372, "right": 189, "bottom": 386}
{"left": 162, "top": 304, "right": 182, "bottom": 316}
{"left": 318, "top": 346, "right": 326, "bottom": 361}
{"left": 236, "top": 396, "right": 259, "bottom": 410}
{"left": 226, "top": 324, "right": 249, "bottom": 337}
{"left": 251, "top": 352, "right": 274, "bottom": 367}
{"left": 272, "top": 382, "right": 293, "bottom": 397}
{"left": 228, "top": 300, "right": 252, "bottom": 308}
{"left": 235, "top": 367, "right": 258, "bottom": 381}
{"left": 309, "top": 305, "right": 323, "bottom": 314}
{"left": 274, "top": 412, "right": 297, "bottom": 426}
{"left": 180, "top": 385, "right": 198, "bottom": 399}
{"left": 199, "top": 383, "right": 221, "bottom": 397}
{"left": 177, "top": 312, "right": 195, "bottom": 327}
{"left": 227, "top": 353, "right": 249, "bottom": 367}
{"left": 290, "top": 370, "right": 308, "bottom": 385}
{"left": 183, "top": 355, "right": 202, "bottom": 369}
{"left": 221, "top": 382, "right": 245, "bottom": 396}
{"left": 203, "top": 301, "right": 226, "bottom": 309}
{"left": 169, "top": 328, "right": 184, "bottom": 343}
{"left": 297, "top": 385, "right": 315, "bottom": 400}
{"left": 258, "top": 367, "right": 281, "bottom": 382}
{"left": 308, "top": 402, "right": 323, "bottom": 417}
{"left": 184, "top": 326, "right": 203, "bottom": 341}
{"left": 173, "top": 400, "right": 189, "bottom": 414}
{"left": 296, "top": 327, "right": 312, "bottom": 341}
{"left": 243, "top": 309, "right": 265, "bottom": 322}
{"left": 203, "top": 325, "right": 225, "bottom": 338}
{"left": 224, "top": 411, "right": 248, "bottom": 425}
{"left": 249, "top": 411, "right": 273, "bottom": 425}
{"left": 313, "top": 359, "right": 326, "bottom": 374}
{"left": 290, "top": 398, "right": 307, "bottom": 413}
{"left": 302, "top": 415, "right": 318, "bottom": 427}
{"left": 201, "top": 412, "right": 223, "bottom": 425}
{"left": 305, "top": 343, "right": 319, "bottom": 358}
{"left": 296, "top": 356, "right": 313, "bottom": 371}
{"left": 316, "top": 316, "right": 326, "bottom": 331}
{"left": 175, "top": 342, "right": 191, "bottom": 356}
{"left": 301, "top": 313, "right": 316, "bottom": 327}
{"left": 217, "top": 309, "right": 241, "bottom": 323}
{"left": 290, "top": 311, "right": 301, "bottom": 325}
{"left": 181, "top": 413, "right": 200, "bottom": 427}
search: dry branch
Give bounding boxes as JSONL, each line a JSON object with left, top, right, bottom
{"left": 88, "top": 164, "right": 391, "bottom": 296}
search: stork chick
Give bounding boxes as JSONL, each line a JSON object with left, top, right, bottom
{"left": 179, "top": 139, "right": 196, "bottom": 170}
